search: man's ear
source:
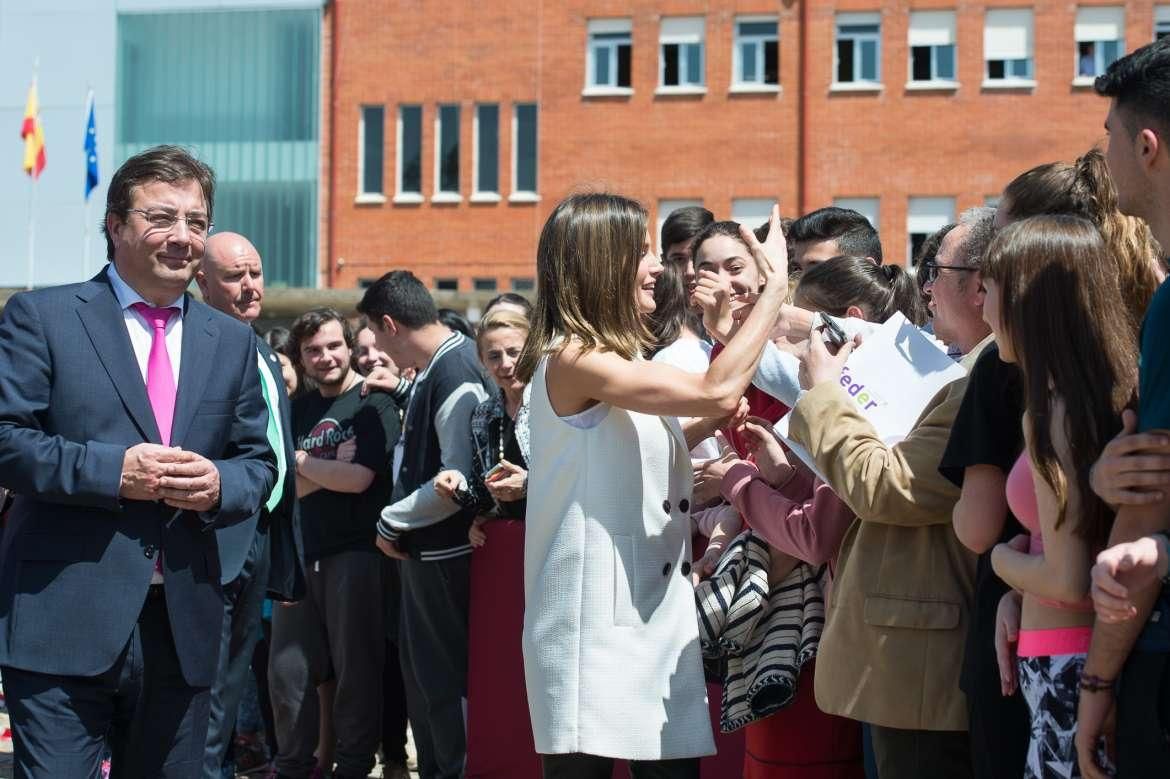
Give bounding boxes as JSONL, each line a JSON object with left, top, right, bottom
{"left": 845, "top": 304, "right": 865, "bottom": 320}
{"left": 1139, "top": 127, "right": 1163, "bottom": 173}
{"left": 380, "top": 313, "right": 399, "bottom": 337}
{"left": 194, "top": 270, "right": 208, "bottom": 297}
{"left": 105, "top": 212, "right": 125, "bottom": 251}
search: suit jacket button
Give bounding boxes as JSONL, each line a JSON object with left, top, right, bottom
{"left": 679, "top": 499, "right": 690, "bottom": 513}
{"left": 662, "top": 499, "right": 671, "bottom": 514}
{"left": 681, "top": 561, "right": 692, "bottom": 576}
{"left": 144, "top": 544, "right": 155, "bottom": 559}
{"left": 662, "top": 562, "right": 672, "bottom": 577}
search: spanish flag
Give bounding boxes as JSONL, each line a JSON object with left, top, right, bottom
{"left": 21, "top": 79, "right": 45, "bottom": 179}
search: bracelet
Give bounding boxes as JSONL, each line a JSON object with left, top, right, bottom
{"left": 1078, "top": 673, "right": 1115, "bottom": 693}
{"left": 1156, "top": 531, "right": 1170, "bottom": 586}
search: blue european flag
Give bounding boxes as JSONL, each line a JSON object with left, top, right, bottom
{"left": 84, "top": 90, "right": 98, "bottom": 200}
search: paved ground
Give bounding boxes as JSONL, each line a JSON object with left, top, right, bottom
{"left": 0, "top": 707, "right": 418, "bottom": 778}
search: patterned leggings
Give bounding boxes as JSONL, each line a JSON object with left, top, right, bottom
{"left": 1018, "top": 654, "right": 1087, "bottom": 779}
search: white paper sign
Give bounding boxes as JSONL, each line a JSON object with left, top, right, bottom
{"left": 774, "top": 312, "right": 968, "bottom": 482}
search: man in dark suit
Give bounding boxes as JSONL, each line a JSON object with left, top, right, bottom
{"left": 195, "top": 231, "right": 302, "bottom": 777}
{"left": 0, "top": 145, "right": 276, "bottom": 778}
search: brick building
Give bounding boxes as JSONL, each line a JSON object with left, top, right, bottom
{"left": 321, "top": 1, "right": 1170, "bottom": 292}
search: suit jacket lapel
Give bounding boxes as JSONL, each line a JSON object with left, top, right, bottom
{"left": 75, "top": 274, "right": 161, "bottom": 443}
{"left": 170, "top": 299, "right": 220, "bottom": 448}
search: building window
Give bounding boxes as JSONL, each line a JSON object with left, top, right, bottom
{"left": 511, "top": 277, "right": 535, "bottom": 292}
{"left": 734, "top": 18, "right": 779, "bottom": 87}
{"left": 908, "top": 11, "right": 956, "bottom": 84}
{"left": 984, "top": 9, "right": 1034, "bottom": 84}
{"left": 513, "top": 103, "right": 538, "bottom": 196}
{"left": 474, "top": 104, "right": 499, "bottom": 197}
{"left": 835, "top": 13, "right": 881, "bottom": 85}
{"left": 832, "top": 197, "right": 880, "bottom": 232}
{"left": 473, "top": 278, "right": 498, "bottom": 292}
{"left": 907, "top": 197, "right": 955, "bottom": 266}
{"left": 732, "top": 198, "right": 775, "bottom": 231}
{"left": 587, "top": 19, "right": 632, "bottom": 90}
{"left": 358, "top": 105, "right": 384, "bottom": 197}
{"left": 435, "top": 104, "right": 460, "bottom": 197}
{"left": 435, "top": 278, "right": 458, "bottom": 291}
{"left": 397, "top": 105, "right": 422, "bottom": 196}
{"left": 1158, "top": 7, "right": 1170, "bottom": 40}
{"left": 659, "top": 17, "right": 705, "bottom": 88}
{"left": 1075, "top": 7, "right": 1124, "bottom": 79}
{"left": 657, "top": 199, "right": 703, "bottom": 254}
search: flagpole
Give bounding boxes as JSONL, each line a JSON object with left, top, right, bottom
{"left": 83, "top": 85, "right": 93, "bottom": 279}
{"left": 27, "top": 176, "right": 37, "bottom": 290}
{"left": 26, "top": 56, "right": 39, "bottom": 290}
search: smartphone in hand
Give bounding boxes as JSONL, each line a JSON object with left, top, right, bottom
{"left": 818, "top": 316, "right": 848, "bottom": 348}
{"left": 483, "top": 461, "right": 507, "bottom": 482}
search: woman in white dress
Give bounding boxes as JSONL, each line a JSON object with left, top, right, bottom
{"left": 516, "top": 193, "right": 788, "bottom": 779}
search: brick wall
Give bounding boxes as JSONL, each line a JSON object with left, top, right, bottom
{"left": 322, "top": 0, "right": 1160, "bottom": 288}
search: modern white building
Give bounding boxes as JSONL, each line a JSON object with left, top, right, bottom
{"left": 0, "top": 0, "right": 323, "bottom": 288}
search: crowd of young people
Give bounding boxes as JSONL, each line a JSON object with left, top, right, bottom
{"left": 3, "top": 34, "right": 1170, "bottom": 779}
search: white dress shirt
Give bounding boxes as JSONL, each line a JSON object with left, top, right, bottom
{"left": 106, "top": 263, "right": 187, "bottom": 584}
{"left": 106, "top": 262, "right": 185, "bottom": 385}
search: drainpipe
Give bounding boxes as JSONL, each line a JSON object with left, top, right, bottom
{"left": 326, "top": 0, "right": 338, "bottom": 288}
{"left": 797, "top": 0, "right": 809, "bottom": 215}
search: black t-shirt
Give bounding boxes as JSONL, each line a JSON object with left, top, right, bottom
{"left": 939, "top": 342, "right": 1027, "bottom": 693}
{"left": 293, "top": 383, "right": 401, "bottom": 563}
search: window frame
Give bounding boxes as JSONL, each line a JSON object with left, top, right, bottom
{"left": 834, "top": 13, "right": 882, "bottom": 88}
{"left": 1158, "top": 6, "right": 1170, "bottom": 40}
{"left": 433, "top": 103, "right": 461, "bottom": 201}
{"left": 906, "top": 196, "right": 955, "bottom": 267}
{"left": 1073, "top": 7, "right": 1125, "bottom": 82}
{"left": 732, "top": 16, "right": 779, "bottom": 90}
{"left": 983, "top": 8, "right": 1036, "bottom": 87}
{"left": 906, "top": 10, "right": 957, "bottom": 87}
{"left": 511, "top": 102, "right": 539, "bottom": 202}
{"left": 586, "top": 19, "right": 633, "bottom": 93}
{"left": 357, "top": 104, "right": 385, "bottom": 202}
{"left": 472, "top": 103, "right": 500, "bottom": 202}
{"left": 395, "top": 104, "right": 423, "bottom": 203}
{"left": 658, "top": 16, "right": 706, "bottom": 92}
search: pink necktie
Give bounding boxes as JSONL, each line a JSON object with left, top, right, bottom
{"left": 131, "top": 302, "right": 178, "bottom": 445}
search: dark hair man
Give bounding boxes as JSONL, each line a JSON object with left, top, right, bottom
{"left": 1078, "top": 37, "right": 1170, "bottom": 778}
{"left": 660, "top": 205, "right": 715, "bottom": 295}
{"left": 269, "top": 308, "right": 404, "bottom": 779}
{"left": 358, "top": 270, "right": 493, "bottom": 779}
{"left": 0, "top": 145, "right": 276, "bottom": 777}
{"left": 788, "top": 206, "right": 883, "bottom": 270}
{"left": 196, "top": 231, "right": 303, "bottom": 777}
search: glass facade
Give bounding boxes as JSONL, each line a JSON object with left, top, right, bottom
{"left": 116, "top": 8, "right": 321, "bottom": 287}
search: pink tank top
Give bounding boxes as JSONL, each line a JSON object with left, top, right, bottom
{"left": 1006, "top": 454, "right": 1042, "bottom": 554}
{"left": 1005, "top": 453, "right": 1092, "bottom": 611}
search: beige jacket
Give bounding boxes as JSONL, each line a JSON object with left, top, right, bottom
{"left": 788, "top": 336, "right": 993, "bottom": 732}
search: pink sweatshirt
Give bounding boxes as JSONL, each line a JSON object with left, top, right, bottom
{"left": 720, "top": 460, "right": 857, "bottom": 595}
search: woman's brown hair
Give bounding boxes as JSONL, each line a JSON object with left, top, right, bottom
{"left": 982, "top": 215, "right": 1139, "bottom": 549}
{"left": 794, "top": 255, "right": 927, "bottom": 326}
{"left": 517, "top": 193, "right": 652, "bottom": 382}
{"left": 1002, "top": 148, "right": 1161, "bottom": 336}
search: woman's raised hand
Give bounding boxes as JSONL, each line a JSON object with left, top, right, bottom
{"left": 691, "top": 270, "right": 735, "bottom": 344}
{"left": 739, "top": 204, "right": 788, "bottom": 292}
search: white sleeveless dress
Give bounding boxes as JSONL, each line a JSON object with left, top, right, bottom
{"left": 522, "top": 354, "right": 716, "bottom": 760}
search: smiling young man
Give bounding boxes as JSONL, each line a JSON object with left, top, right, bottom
{"left": 268, "top": 309, "right": 402, "bottom": 779}
{"left": 0, "top": 145, "right": 275, "bottom": 778}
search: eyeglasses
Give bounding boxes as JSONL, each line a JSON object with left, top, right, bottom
{"left": 126, "top": 208, "right": 213, "bottom": 239}
{"left": 922, "top": 260, "right": 979, "bottom": 284}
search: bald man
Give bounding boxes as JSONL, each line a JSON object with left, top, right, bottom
{"left": 197, "top": 232, "right": 302, "bottom": 777}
